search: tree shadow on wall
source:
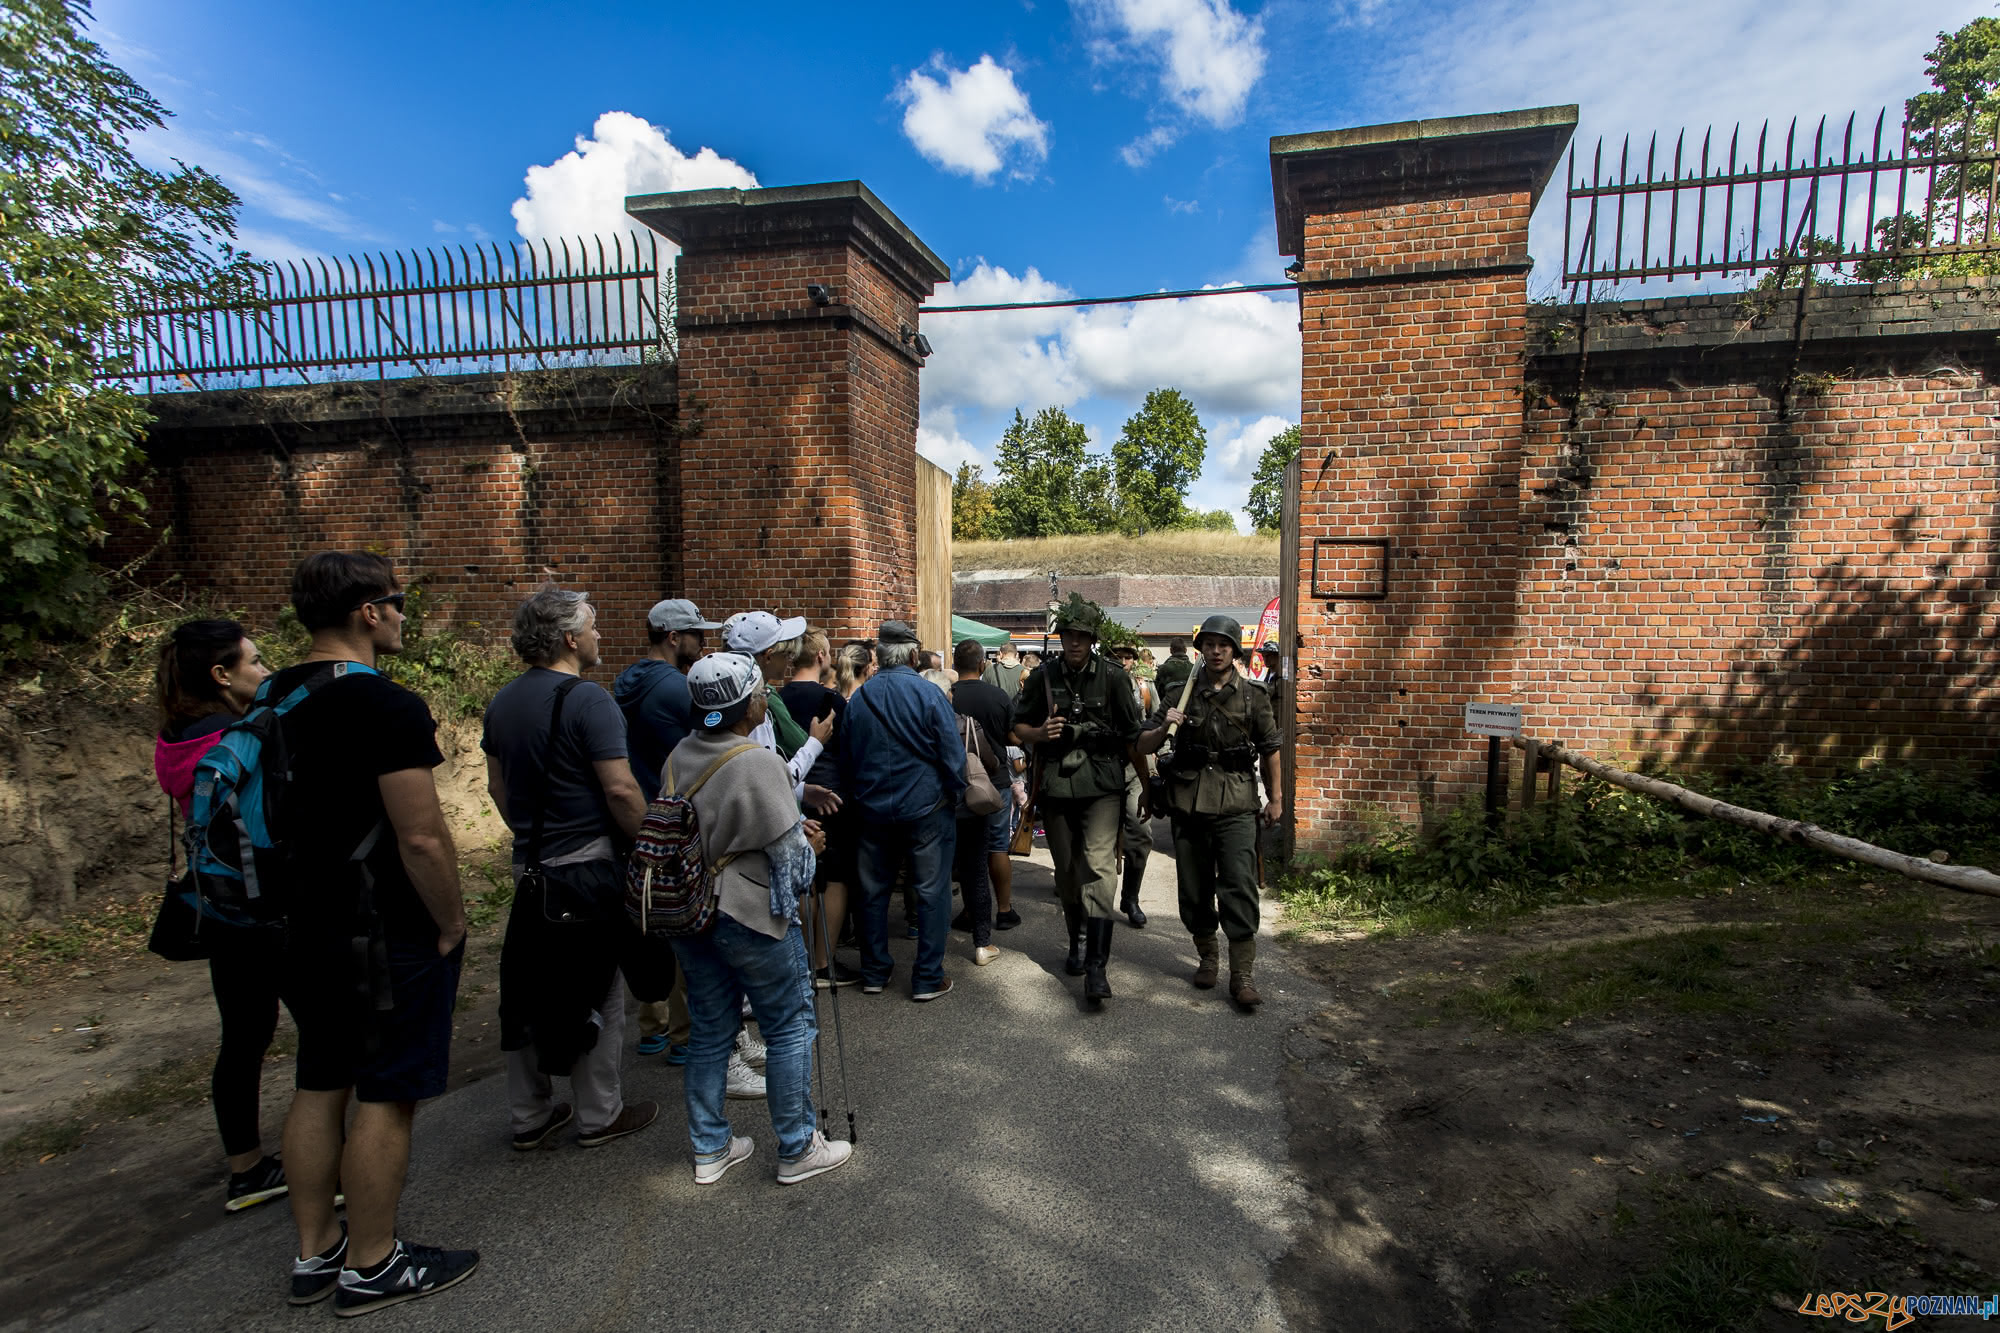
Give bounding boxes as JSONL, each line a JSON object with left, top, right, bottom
{"left": 1638, "top": 517, "right": 2000, "bottom": 771}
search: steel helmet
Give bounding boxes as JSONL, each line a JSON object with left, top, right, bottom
{"left": 1194, "top": 615, "right": 1242, "bottom": 654}
{"left": 1051, "top": 592, "right": 1105, "bottom": 638}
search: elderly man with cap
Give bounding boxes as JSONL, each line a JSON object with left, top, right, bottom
{"left": 1012, "top": 594, "right": 1145, "bottom": 1006}
{"left": 614, "top": 597, "right": 720, "bottom": 1064}
{"left": 836, "top": 619, "right": 967, "bottom": 1002}
{"left": 721, "top": 611, "right": 837, "bottom": 806}
{"left": 662, "top": 653, "right": 850, "bottom": 1185}
{"left": 1136, "top": 615, "right": 1282, "bottom": 1010}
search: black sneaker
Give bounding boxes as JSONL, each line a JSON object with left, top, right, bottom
{"left": 813, "top": 960, "right": 863, "bottom": 989}
{"left": 225, "top": 1154, "right": 289, "bottom": 1213}
{"left": 333, "top": 1240, "right": 479, "bottom": 1318}
{"left": 289, "top": 1226, "right": 347, "bottom": 1306}
{"left": 994, "top": 910, "right": 1022, "bottom": 931}
{"left": 511, "top": 1102, "right": 574, "bottom": 1152}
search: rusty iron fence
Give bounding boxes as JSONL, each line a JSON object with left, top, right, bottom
{"left": 1561, "top": 109, "right": 2000, "bottom": 290}
{"left": 102, "top": 231, "right": 675, "bottom": 392}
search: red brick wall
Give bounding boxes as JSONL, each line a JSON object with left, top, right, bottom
{"left": 673, "top": 236, "right": 929, "bottom": 642}
{"left": 1517, "top": 358, "right": 2000, "bottom": 772}
{"left": 1291, "top": 188, "right": 1535, "bottom": 844}
{"left": 108, "top": 370, "right": 681, "bottom": 650}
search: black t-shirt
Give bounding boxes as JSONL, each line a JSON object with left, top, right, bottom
{"left": 268, "top": 662, "right": 445, "bottom": 945}
{"left": 951, "top": 679, "right": 1014, "bottom": 781}
{"left": 779, "top": 680, "right": 845, "bottom": 790}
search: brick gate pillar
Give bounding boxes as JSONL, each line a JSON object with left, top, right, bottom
{"left": 627, "top": 183, "right": 950, "bottom": 638}
{"left": 1270, "top": 108, "right": 1575, "bottom": 849}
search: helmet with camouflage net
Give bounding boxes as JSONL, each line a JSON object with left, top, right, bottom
{"left": 1195, "top": 614, "right": 1243, "bottom": 654}
{"left": 1051, "top": 592, "right": 1105, "bottom": 639}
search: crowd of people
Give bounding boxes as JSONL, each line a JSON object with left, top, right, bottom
{"left": 149, "top": 552, "right": 1282, "bottom": 1317}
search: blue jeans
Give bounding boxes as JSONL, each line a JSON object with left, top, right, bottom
{"left": 855, "top": 801, "right": 956, "bottom": 993}
{"left": 671, "top": 916, "right": 818, "bottom": 1161}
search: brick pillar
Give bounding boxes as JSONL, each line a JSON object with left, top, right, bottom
{"left": 627, "top": 183, "right": 950, "bottom": 638}
{"left": 1271, "top": 108, "right": 1575, "bottom": 849}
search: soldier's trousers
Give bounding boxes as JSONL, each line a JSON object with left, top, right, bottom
{"left": 1043, "top": 794, "right": 1121, "bottom": 918}
{"left": 1121, "top": 769, "right": 1152, "bottom": 890}
{"left": 1169, "top": 810, "right": 1260, "bottom": 943}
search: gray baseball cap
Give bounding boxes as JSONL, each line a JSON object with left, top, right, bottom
{"left": 648, "top": 599, "right": 721, "bottom": 632}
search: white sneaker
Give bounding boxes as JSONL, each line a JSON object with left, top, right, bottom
{"left": 693, "top": 1136, "right": 755, "bottom": 1185}
{"left": 974, "top": 945, "right": 1002, "bottom": 966}
{"left": 725, "top": 1051, "right": 767, "bottom": 1100}
{"left": 735, "top": 1028, "right": 767, "bottom": 1070}
{"left": 776, "top": 1130, "right": 852, "bottom": 1185}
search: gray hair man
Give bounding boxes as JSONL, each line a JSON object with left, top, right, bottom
{"left": 484, "top": 588, "right": 659, "bottom": 1151}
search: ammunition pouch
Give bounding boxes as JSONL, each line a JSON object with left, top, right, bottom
{"left": 1168, "top": 741, "right": 1211, "bottom": 775}
{"left": 1219, "top": 744, "right": 1258, "bottom": 775}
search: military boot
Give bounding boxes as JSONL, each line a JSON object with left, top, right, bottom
{"left": 1191, "top": 934, "right": 1220, "bottom": 989}
{"left": 1118, "top": 869, "right": 1147, "bottom": 928}
{"left": 1228, "top": 937, "right": 1262, "bottom": 1010}
{"left": 1062, "top": 902, "right": 1087, "bottom": 976}
{"left": 1083, "top": 917, "right": 1115, "bottom": 1004}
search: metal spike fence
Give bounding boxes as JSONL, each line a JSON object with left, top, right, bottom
{"left": 100, "top": 231, "right": 676, "bottom": 392}
{"left": 1562, "top": 109, "right": 2000, "bottom": 289}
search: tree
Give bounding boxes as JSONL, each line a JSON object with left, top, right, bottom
{"left": 0, "top": 0, "right": 252, "bottom": 653}
{"left": 1857, "top": 18, "right": 2000, "bottom": 281}
{"left": 990, "top": 406, "right": 1115, "bottom": 538}
{"left": 1111, "top": 388, "right": 1206, "bottom": 533}
{"left": 951, "top": 462, "right": 996, "bottom": 540}
{"left": 1244, "top": 424, "right": 1301, "bottom": 534}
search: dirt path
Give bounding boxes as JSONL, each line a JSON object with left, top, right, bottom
{"left": 1270, "top": 881, "right": 2000, "bottom": 1330}
{"left": 0, "top": 899, "right": 509, "bottom": 1321}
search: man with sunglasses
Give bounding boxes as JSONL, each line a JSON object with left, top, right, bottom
{"left": 267, "top": 553, "right": 477, "bottom": 1316}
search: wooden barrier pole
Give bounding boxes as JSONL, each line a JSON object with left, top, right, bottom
{"left": 1511, "top": 737, "right": 2000, "bottom": 900}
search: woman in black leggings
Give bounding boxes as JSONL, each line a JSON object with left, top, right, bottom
{"left": 153, "top": 619, "right": 290, "bottom": 1212}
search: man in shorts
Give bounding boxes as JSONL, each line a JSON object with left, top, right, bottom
{"left": 274, "top": 552, "right": 477, "bottom": 1316}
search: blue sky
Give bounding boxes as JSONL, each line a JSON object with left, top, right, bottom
{"left": 98, "top": 0, "right": 1986, "bottom": 527}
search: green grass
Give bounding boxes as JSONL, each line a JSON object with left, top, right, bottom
{"left": 1427, "top": 886, "right": 1941, "bottom": 1033}
{"left": 1279, "top": 760, "right": 2000, "bottom": 937}
{"left": 0, "top": 896, "right": 153, "bottom": 982}
{"left": 1568, "top": 1187, "right": 1814, "bottom": 1333}
{"left": 2, "top": 1054, "right": 213, "bottom": 1165}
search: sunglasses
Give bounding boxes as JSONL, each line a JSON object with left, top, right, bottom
{"left": 358, "top": 592, "right": 406, "bottom": 614}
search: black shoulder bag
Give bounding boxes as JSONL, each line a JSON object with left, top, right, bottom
{"left": 521, "top": 677, "right": 622, "bottom": 925}
{"left": 147, "top": 797, "right": 209, "bottom": 962}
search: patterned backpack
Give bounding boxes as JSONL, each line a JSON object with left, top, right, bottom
{"left": 625, "top": 743, "right": 758, "bottom": 937}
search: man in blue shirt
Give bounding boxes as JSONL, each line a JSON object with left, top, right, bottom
{"left": 614, "top": 599, "right": 719, "bottom": 801}
{"left": 838, "top": 620, "right": 967, "bottom": 1001}
{"left": 612, "top": 598, "right": 719, "bottom": 1061}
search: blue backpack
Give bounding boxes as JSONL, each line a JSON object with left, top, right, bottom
{"left": 188, "top": 661, "right": 382, "bottom": 920}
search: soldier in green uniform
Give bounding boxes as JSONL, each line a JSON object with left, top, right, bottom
{"left": 1012, "top": 594, "right": 1144, "bottom": 1006}
{"left": 1155, "top": 636, "right": 1193, "bottom": 700}
{"left": 1136, "top": 615, "right": 1282, "bottom": 1009}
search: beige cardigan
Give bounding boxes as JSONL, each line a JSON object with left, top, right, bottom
{"left": 663, "top": 728, "right": 800, "bottom": 939}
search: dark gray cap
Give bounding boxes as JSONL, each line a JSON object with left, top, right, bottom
{"left": 877, "top": 619, "right": 920, "bottom": 645}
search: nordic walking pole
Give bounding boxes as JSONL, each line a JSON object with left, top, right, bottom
{"left": 809, "top": 880, "right": 857, "bottom": 1144}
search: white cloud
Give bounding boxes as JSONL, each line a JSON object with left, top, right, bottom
{"left": 921, "top": 263, "right": 1084, "bottom": 411}
{"left": 132, "top": 124, "right": 366, "bottom": 243}
{"left": 1065, "top": 286, "right": 1300, "bottom": 417}
{"left": 896, "top": 55, "right": 1050, "bottom": 182}
{"left": 511, "top": 111, "right": 757, "bottom": 246}
{"left": 916, "top": 405, "right": 984, "bottom": 473}
{"left": 1215, "top": 413, "right": 1293, "bottom": 480}
{"left": 1081, "top": 0, "right": 1267, "bottom": 128}
{"left": 920, "top": 265, "right": 1299, "bottom": 425}
{"left": 1164, "top": 194, "right": 1200, "bottom": 214}
{"left": 1122, "top": 125, "right": 1180, "bottom": 167}
{"left": 1348, "top": 0, "right": 1993, "bottom": 286}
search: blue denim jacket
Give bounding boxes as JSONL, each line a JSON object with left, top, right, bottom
{"left": 837, "top": 665, "right": 967, "bottom": 821}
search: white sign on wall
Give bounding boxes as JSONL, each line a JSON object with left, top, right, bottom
{"left": 1464, "top": 702, "right": 1522, "bottom": 738}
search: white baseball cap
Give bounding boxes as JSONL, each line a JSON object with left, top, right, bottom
{"left": 721, "top": 610, "right": 807, "bottom": 655}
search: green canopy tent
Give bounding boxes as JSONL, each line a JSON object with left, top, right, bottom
{"left": 950, "top": 614, "right": 1012, "bottom": 650}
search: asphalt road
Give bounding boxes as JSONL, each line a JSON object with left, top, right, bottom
{"left": 26, "top": 835, "right": 1320, "bottom": 1333}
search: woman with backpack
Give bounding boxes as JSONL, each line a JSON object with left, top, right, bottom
{"left": 153, "top": 618, "right": 289, "bottom": 1213}
{"left": 664, "top": 653, "right": 850, "bottom": 1185}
